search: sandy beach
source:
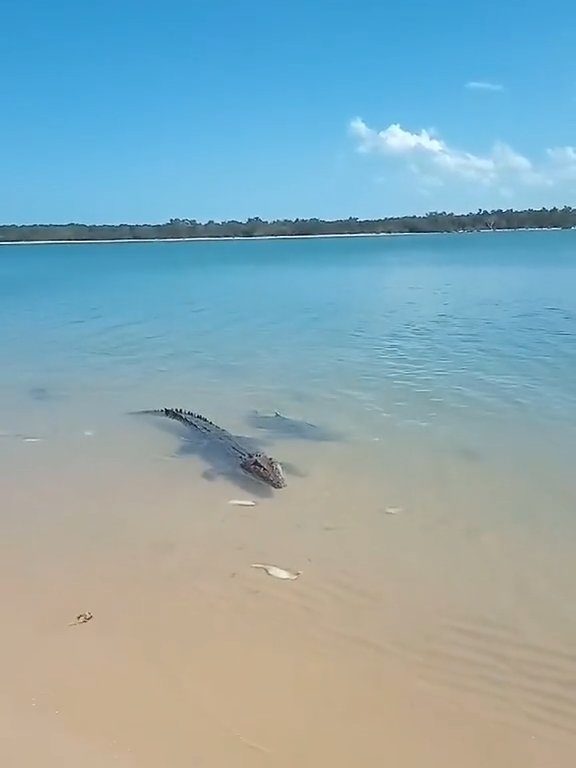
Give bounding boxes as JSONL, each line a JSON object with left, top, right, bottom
{"left": 2, "top": 412, "right": 576, "bottom": 768}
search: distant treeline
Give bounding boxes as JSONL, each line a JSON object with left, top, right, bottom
{"left": 1, "top": 206, "right": 575, "bottom": 242}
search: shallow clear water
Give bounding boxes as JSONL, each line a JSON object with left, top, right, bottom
{"left": 1, "top": 231, "right": 576, "bottom": 765}
{"left": 1, "top": 231, "right": 575, "bottom": 423}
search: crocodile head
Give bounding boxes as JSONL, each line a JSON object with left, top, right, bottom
{"left": 241, "top": 453, "right": 287, "bottom": 489}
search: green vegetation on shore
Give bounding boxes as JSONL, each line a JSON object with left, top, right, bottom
{"left": 1, "top": 207, "right": 575, "bottom": 242}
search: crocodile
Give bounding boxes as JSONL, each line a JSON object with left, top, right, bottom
{"left": 141, "top": 408, "right": 287, "bottom": 489}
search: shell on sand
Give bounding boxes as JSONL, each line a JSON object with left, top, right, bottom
{"left": 228, "top": 499, "right": 257, "bottom": 507}
{"left": 251, "top": 563, "right": 301, "bottom": 580}
{"left": 69, "top": 612, "right": 93, "bottom": 626}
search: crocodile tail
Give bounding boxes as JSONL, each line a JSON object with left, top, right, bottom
{"left": 163, "top": 408, "right": 215, "bottom": 426}
{"left": 129, "top": 408, "right": 216, "bottom": 428}
{"left": 128, "top": 408, "right": 184, "bottom": 416}
{"left": 159, "top": 408, "right": 194, "bottom": 422}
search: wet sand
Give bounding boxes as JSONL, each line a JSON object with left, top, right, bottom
{"left": 2, "top": 417, "right": 576, "bottom": 767}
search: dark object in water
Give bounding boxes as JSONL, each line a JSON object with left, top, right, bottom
{"left": 29, "top": 386, "right": 51, "bottom": 401}
{"left": 138, "top": 408, "right": 287, "bottom": 490}
{"left": 247, "top": 410, "right": 339, "bottom": 441}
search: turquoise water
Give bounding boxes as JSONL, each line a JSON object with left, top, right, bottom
{"left": 1, "top": 230, "right": 575, "bottom": 508}
{"left": 1, "top": 231, "right": 575, "bottom": 424}
{"left": 2, "top": 231, "right": 576, "bottom": 747}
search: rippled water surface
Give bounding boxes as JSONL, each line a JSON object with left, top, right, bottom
{"left": 1, "top": 231, "right": 575, "bottom": 421}
{"left": 1, "top": 231, "right": 576, "bottom": 767}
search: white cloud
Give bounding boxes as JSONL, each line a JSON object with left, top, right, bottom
{"left": 491, "top": 142, "right": 533, "bottom": 172}
{"left": 351, "top": 118, "right": 510, "bottom": 184}
{"left": 546, "top": 146, "right": 576, "bottom": 179}
{"left": 547, "top": 146, "right": 576, "bottom": 163}
{"left": 465, "top": 81, "right": 504, "bottom": 92}
{"left": 349, "top": 118, "right": 575, "bottom": 193}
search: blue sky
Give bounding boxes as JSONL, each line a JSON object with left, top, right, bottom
{"left": 1, "top": 0, "right": 575, "bottom": 223}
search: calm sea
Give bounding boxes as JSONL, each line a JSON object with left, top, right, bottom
{"left": 1, "top": 231, "right": 576, "bottom": 766}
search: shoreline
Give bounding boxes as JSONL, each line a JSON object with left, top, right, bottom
{"left": 0, "top": 227, "right": 569, "bottom": 246}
